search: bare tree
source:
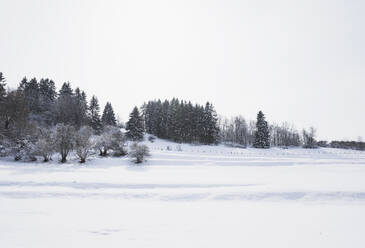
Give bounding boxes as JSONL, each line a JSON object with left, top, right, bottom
{"left": 75, "top": 126, "right": 94, "bottom": 163}
{"left": 34, "top": 128, "right": 55, "bottom": 162}
{"left": 54, "top": 124, "right": 76, "bottom": 163}
{"left": 302, "top": 127, "right": 317, "bottom": 148}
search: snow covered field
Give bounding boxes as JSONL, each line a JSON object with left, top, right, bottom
{"left": 1, "top": 139, "right": 365, "bottom": 248}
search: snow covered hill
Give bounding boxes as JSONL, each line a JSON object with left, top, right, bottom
{"left": 1, "top": 137, "right": 365, "bottom": 248}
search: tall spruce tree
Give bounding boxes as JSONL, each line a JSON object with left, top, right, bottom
{"left": 74, "top": 88, "right": 89, "bottom": 128}
{"left": 201, "top": 102, "right": 219, "bottom": 144}
{"left": 253, "top": 111, "right": 270, "bottom": 148}
{"left": 54, "top": 82, "right": 75, "bottom": 125}
{"left": 126, "top": 106, "right": 144, "bottom": 141}
{"left": 88, "top": 95, "right": 102, "bottom": 133}
{"left": 39, "top": 78, "right": 57, "bottom": 125}
{"left": 101, "top": 102, "right": 117, "bottom": 126}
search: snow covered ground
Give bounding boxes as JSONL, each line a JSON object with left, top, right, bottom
{"left": 1, "top": 138, "right": 365, "bottom": 247}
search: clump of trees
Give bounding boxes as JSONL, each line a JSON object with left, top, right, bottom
{"left": 0, "top": 72, "right": 125, "bottom": 163}
{"left": 302, "top": 127, "right": 318, "bottom": 149}
{"left": 329, "top": 140, "right": 365, "bottom": 151}
{"left": 142, "top": 99, "right": 219, "bottom": 144}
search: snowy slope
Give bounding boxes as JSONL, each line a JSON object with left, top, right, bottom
{"left": 0, "top": 137, "right": 365, "bottom": 248}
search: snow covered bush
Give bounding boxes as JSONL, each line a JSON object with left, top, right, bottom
{"left": 34, "top": 128, "right": 55, "bottom": 162}
{"left": 75, "top": 126, "right": 95, "bottom": 163}
{"left": 54, "top": 124, "right": 76, "bottom": 163}
{"left": 95, "top": 126, "right": 126, "bottom": 157}
{"left": 128, "top": 143, "right": 150, "bottom": 164}
{"left": 13, "top": 138, "right": 37, "bottom": 161}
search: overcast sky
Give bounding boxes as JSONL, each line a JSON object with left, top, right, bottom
{"left": 0, "top": 0, "right": 364, "bottom": 140}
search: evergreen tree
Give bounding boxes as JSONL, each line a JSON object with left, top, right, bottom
{"left": 19, "top": 78, "right": 40, "bottom": 114}
{"left": 39, "top": 78, "right": 57, "bottom": 125}
{"left": 74, "top": 88, "right": 89, "bottom": 128}
{"left": 88, "top": 95, "right": 102, "bottom": 133}
{"left": 253, "top": 111, "right": 270, "bottom": 148}
{"left": 201, "top": 102, "right": 219, "bottom": 144}
{"left": 54, "top": 82, "right": 75, "bottom": 125}
{"left": 126, "top": 106, "right": 144, "bottom": 141}
{"left": 101, "top": 102, "right": 117, "bottom": 126}
{"left": 59, "top": 82, "right": 73, "bottom": 96}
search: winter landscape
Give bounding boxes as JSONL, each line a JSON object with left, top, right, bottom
{"left": 1, "top": 137, "right": 365, "bottom": 247}
{"left": 1, "top": 0, "right": 365, "bottom": 247}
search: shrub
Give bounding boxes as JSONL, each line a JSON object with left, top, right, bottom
{"left": 128, "top": 143, "right": 150, "bottom": 164}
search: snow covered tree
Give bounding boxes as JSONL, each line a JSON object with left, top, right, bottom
{"left": 201, "top": 102, "right": 219, "bottom": 144}
{"left": 253, "top": 111, "right": 270, "bottom": 148}
{"left": 128, "top": 142, "right": 150, "bottom": 164}
{"left": 101, "top": 102, "right": 117, "bottom": 126}
{"left": 75, "top": 126, "right": 94, "bottom": 163}
{"left": 54, "top": 124, "right": 76, "bottom": 163}
{"left": 95, "top": 125, "right": 126, "bottom": 156}
{"left": 302, "top": 127, "right": 318, "bottom": 148}
{"left": 34, "top": 128, "right": 55, "bottom": 162}
{"left": 126, "top": 106, "right": 144, "bottom": 141}
{"left": 88, "top": 95, "right": 102, "bottom": 133}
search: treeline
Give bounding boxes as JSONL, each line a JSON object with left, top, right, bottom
{"left": 0, "top": 72, "right": 134, "bottom": 162}
{"left": 142, "top": 99, "right": 219, "bottom": 144}
{"left": 0, "top": 73, "right": 118, "bottom": 134}
{"left": 318, "top": 140, "right": 365, "bottom": 151}
{"left": 220, "top": 113, "right": 305, "bottom": 148}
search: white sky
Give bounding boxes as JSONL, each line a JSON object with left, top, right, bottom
{"left": 1, "top": 0, "right": 364, "bottom": 140}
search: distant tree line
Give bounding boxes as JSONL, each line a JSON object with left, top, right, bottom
{"left": 318, "top": 140, "right": 365, "bottom": 151}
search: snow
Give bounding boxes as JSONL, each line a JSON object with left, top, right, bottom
{"left": 1, "top": 137, "right": 365, "bottom": 247}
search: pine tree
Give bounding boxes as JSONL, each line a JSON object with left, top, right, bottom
{"left": 253, "top": 111, "right": 270, "bottom": 148}
{"left": 59, "top": 82, "right": 73, "bottom": 96}
{"left": 201, "top": 102, "right": 219, "bottom": 144}
{"left": 74, "top": 88, "right": 89, "bottom": 128}
{"left": 88, "top": 95, "right": 102, "bottom": 133}
{"left": 101, "top": 102, "right": 117, "bottom": 126}
{"left": 126, "top": 106, "right": 144, "bottom": 141}
{"left": 39, "top": 78, "right": 57, "bottom": 125}
{"left": 54, "top": 82, "right": 75, "bottom": 125}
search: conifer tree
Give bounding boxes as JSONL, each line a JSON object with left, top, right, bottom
{"left": 253, "top": 111, "right": 270, "bottom": 148}
{"left": 74, "top": 88, "right": 89, "bottom": 128}
{"left": 126, "top": 106, "right": 144, "bottom": 141}
{"left": 54, "top": 82, "right": 75, "bottom": 125}
{"left": 101, "top": 102, "right": 117, "bottom": 126}
{"left": 88, "top": 95, "right": 102, "bottom": 133}
{"left": 201, "top": 102, "right": 219, "bottom": 144}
